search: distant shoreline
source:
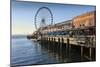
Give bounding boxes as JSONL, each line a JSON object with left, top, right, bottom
{"left": 12, "top": 35, "right": 27, "bottom": 38}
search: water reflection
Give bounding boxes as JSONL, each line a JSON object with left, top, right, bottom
{"left": 11, "top": 37, "right": 90, "bottom": 67}
{"left": 35, "top": 40, "right": 89, "bottom": 63}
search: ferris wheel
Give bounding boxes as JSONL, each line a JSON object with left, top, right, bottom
{"left": 34, "top": 7, "right": 53, "bottom": 31}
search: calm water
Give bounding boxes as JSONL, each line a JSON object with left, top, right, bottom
{"left": 11, "top": 36, "right": 89, "bottom": 66}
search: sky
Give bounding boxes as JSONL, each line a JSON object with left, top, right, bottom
{"left": 12, "top": 0, "right": 95, "bottom": 35}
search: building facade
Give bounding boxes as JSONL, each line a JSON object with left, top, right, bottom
{"left": 73, "top": 11, "right": 96, "bottom": 29}
{"left": 41, "top": 20, "right": 72, "bottom": 35}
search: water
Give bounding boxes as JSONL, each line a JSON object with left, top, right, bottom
{"left": 11, "top": 35, "right": 89, "bottom": 66}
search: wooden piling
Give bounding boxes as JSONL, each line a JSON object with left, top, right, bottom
{"left": 67, "top": 38, "right": 69, "bottom": 46}
{"left": 67, "top": 38, "right": 71, "bottom": 51}
{"left": 81, "top": 46, "right": 83, "bottom": 57}
{"left": 58, "top": 38, "right": 60, "bottom": 51}
{"left": 89, "top": 47, "right": 92, "bottom": 60}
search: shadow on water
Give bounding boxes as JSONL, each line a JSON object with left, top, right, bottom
{"left": 38, "top": 41, "right": 91, "bottom": 63}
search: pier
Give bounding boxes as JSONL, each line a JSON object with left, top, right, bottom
{"left": 28, "top": 11, "right": 96, "bottom": 60}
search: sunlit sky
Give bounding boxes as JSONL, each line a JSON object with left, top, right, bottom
{"left": 12, "top": 0, "right": 95, "bottom": 35}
